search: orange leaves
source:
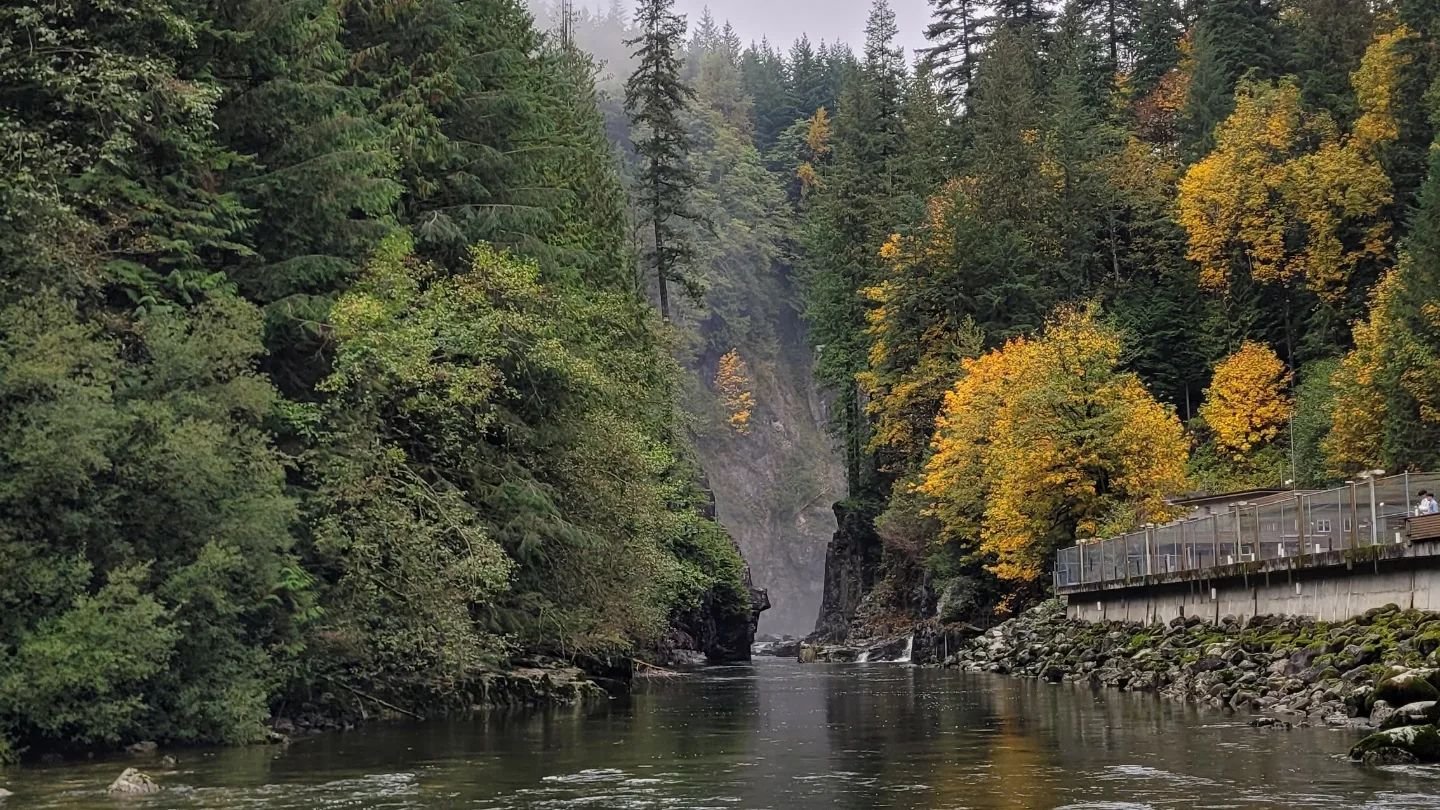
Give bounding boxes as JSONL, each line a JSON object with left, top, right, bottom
{"left": 1176, "top": 78, "right": 1393, "bottom": 302}
{"left": 715, "top": 349, "right": 755, "bottom": 434}
{"left": 918, "top": 306, "right": 1189, "bottom": 584}
{"left": 1199, "top": 341, "right": 1293, "bottom": 458}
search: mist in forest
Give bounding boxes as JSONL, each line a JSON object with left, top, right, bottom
{"left": 578, "top": 0, "right": 931, "bottom": 55}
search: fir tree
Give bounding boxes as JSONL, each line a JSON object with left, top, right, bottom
{"left": 804, "top": 0, "right": 911, "bottom": 493}
{"left": 921, "top": 0, "right": 988, "bottom": 104}
{"left": 1178, "top": 0, "right": 1281, "bottom": 160}
{"left": 626, "top": 0, "right": 701, "bottom": 319}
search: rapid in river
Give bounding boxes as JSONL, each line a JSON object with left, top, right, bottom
{"left": 9, "top": 658, "right": 1440, "bottom": 808}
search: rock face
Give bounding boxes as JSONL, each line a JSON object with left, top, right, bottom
{"left": 666, "top": 562, "right": 769, "bottom": 664}
{"left": 107, "top": 768, "right": 160, "bottom": 795}
{"left": 811, "top": 502, "right": 884, "bottom": 641}
{"left": 946, "top": 600, "right": 1440, "bottom": 741}
{"left": 689, "top": 310, "right": 845, "bottom": 637}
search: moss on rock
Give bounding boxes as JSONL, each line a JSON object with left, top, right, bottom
{"left": 1350, "top": 724, "right": 1440, "bottom": 763}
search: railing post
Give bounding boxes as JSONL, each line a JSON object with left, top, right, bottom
{"left": 1078, "top": 543, "right": 1086, "bottom": 586}
{"left": 1370, "top": 475, "right": 1379, "bottom": 546}
{"left": 1233, "top": 506, "right": 1243, "bottom": 562}
{"left": 1212, "top": 516, "right": 1220, "bottom": 568}
{"left": 1145, "top": 526, "right": 1154, "bottom": 577}
{"left": 1349, "top": 480, "right": 1360, "bottom": 551}
{"left": 1295, "top": 491, "right": 1306, "bottom": 562}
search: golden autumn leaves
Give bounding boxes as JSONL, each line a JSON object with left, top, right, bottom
{"left": 715, "top": 349, "right": 755, "bottom": 434}
{"left": 914, "top": 306, "right": 1190, "bottom": 584}
{"left": 1199, "top": 341, "right": 1293, "bottom": 458}
{"left": 1176, "top": 28, "right": 1412, "bottom": 301}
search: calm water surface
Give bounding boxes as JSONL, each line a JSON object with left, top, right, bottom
{"left": 8, "top": 658, "right": 1440, "bottom": 809}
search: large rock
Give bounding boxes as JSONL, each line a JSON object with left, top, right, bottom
{"left": 667, "top": 481, "right": 769, "bottom": 663}
{"left": 1350, "top": 725, "right": 1440, "bottom": 763}
{"left": 1383, "top": 701, "right": 1440, "bottom": 729}
{"left": 107, "top": 768, "right": 160, "bottom": 795}
{"left": 811, "top": 502, "right": 884, "bottom": 642}
{"left": 1373, "top": 669, "right": 1440, "bottom": 708}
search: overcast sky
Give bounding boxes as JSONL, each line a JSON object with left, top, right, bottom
{"left": 591, "top": 0, "right": 934, "bottom": 57}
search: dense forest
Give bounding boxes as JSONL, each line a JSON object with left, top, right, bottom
{"left": 794, "top": 0, "right": 1440, "bottom": 624}
{"left": 541, "top": 0, "right": 1440, "bottom": 629}
{"left": 4, "top": 0, "right": 1440, "bottom": 763}
{"left": 0, "top": 0, "right": 755, "bottom": 761}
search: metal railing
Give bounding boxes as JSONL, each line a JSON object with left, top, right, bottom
{"left": 1054, "top": 472, "right": 1440, "bottom": 590}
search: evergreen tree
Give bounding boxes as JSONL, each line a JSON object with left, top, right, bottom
{"left": 789, "top": 35, "right": 832, "bottom": 117}
{"left": 989, "top": 0, "right": 1056, "bottom": 33}
{"left": 1129, "top": 0, "right": 1184, "bottom": 97}
{"left": 741, "top": 41, "right": 796, "bottom": 150}
{"left": 626, "top": 0, "right": 700, "bottom": 319}
{"left": 804, "top": 0, "right": 911, "bottom": 493}
{"left": 922, "top": 0, "right": 989, "bottom": 104}
{"left": 1178, "top": 0, "right": 1281, "bottom": 160}
{"left": 1285, "top": 0, "right": 1377, "bottom": 123}
{"left": 208, "top": 0, "right": 402, "bottom": 395}
{"left": 341, "top": 0, "right": 556, "bottom": 265}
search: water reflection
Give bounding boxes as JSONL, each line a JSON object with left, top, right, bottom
{"left": 8, "top": 659, "right": 1440, "bottom": 809}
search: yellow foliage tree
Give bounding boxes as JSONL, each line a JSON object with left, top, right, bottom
{"left": 797, "top": 107, "right": 832, "bottom": 196}
{"left": 918, "top": 306, "right": 1190, "bottom": 584}
{"left": 858, "top": 186, "right": 980, "bottom": 470}
{"left": 1326, "top": 271, "right": 1397, "bottom": 470}
{"left": 1175, "top": 78, "right": 1393, "bottom": 303}
{"left": 715, "top": 349, "right": 756, "bottom": 434}
{"left": 1199, "top": 341, "right": 1294, "bottom": 458}
{"left": 1351, "top": 26, "right": 1418, "bottom": 153}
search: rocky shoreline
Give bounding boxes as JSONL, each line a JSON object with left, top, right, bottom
{"left": 946, "top": 600, "right": 1440, "bottom": 764}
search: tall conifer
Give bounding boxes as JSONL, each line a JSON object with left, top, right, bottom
{"left": 625, "top": 0, "right": 700, "bottom": 319}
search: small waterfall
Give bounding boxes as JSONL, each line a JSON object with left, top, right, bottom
{"left": 895, "top": 634, "right": 914, "bottom": 664}
{"left": 855, "top": 649, "right": 872, "bottom": 663}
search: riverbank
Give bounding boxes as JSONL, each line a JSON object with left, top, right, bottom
{"left": 947, "top": 600, "right": 1440, "bottom": 763}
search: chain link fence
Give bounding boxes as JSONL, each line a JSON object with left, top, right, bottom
{"left": 1054, "top": 473, "right": 1440, "bottom": 590}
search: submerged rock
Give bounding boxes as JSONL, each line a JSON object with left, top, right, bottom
{"left": 108, "top": 768, "right": 160, "bottom": 795}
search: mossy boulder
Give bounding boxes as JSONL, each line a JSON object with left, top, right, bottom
{"left": 1350, "top": 724, "right": 1440, "bottom": 763}
{"left": 1372, "top": 670, "right": 1440, "bottom": 708}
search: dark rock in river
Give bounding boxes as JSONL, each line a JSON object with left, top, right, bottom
{"left": 811, "top": 502, "right": 884, "bottom": 642}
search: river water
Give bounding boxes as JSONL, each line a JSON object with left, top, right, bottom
{"left": 8, "top": 658, "right": 1440, "bottom": 808}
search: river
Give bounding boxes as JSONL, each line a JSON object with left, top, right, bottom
{"left": 8, "top": 658, "right": 1440, "bottom": 808}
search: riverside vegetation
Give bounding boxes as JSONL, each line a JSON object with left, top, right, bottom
{"left": 0, "top": 0, "right": 760, "bottom": 764}
{"left": 951, "top": 601, "right": 1440, "bottom": 765}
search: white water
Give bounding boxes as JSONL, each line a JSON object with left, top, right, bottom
{"left": 895, "top": 634, "right": 913, "bottom": 664}
{"left": 858, "top": 634, "right": 913, "bottom": 664}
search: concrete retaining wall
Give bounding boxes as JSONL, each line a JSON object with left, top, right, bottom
{"left": 1066, "top": 563, "right": 1440, "bottom": 625}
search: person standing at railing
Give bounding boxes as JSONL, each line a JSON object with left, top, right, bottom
{"left": 1417, "top": 491, "right": 1439, "bottom": 516}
